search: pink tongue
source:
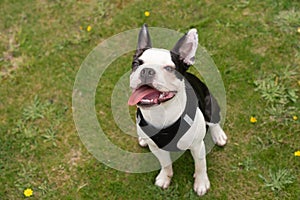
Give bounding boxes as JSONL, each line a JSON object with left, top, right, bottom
{"left": 128, "top": 86, "right": 159, "bottom": 106}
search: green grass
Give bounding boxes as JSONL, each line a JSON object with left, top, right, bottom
{"left": 1, "top": 0, "right": 300, "bottom": 199}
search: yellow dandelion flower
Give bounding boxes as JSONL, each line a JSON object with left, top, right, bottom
{"left": 24, "top": 188, "right": 33, "bottom": 197}
{"left": 298, "top": 80, "right": 300, "bottom": 86}
{"left": 87, "top": 25, "right": 92, "bottom": 32}
{"left": 293, "top": 115, "right": 298, "bottom": 121}
{"left": 294, "top": 151, "right": 300, "bottom": 157}
{"left": 297, "top": 27, "right": 300, "bottom": 34}
{"left": 250, "top": 116, "right": 257, "bottom": 123}
{"left": 144, "top": 11, "right": 150, "bottom": 17}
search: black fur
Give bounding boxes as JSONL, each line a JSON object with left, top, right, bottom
{"left": 170, "top": 49, "right": 221, "bottom": 124}
{"left": 184, "top": 73, "right": 221, "bottom": 124}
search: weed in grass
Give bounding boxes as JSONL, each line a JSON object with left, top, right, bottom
{"left": 254, "top": 74, "right": 298, "bottom": 105}
{"left": 44, "top": 101, "right": 68, "bottom": 126}
{"left": 265, "top": 104, "right": 297, "bottom": 125}
{"left": 22, "top": 96, "right": 46, "bottom": 121}
{"left": 259, "top": 169, "right": 295, "bottom": 193}
{"left": 38, "top": 180, "right": 53, "bottom": 195}
{"left": 274, "top": 8, "right": 300, "bottom": 33}
{"left": 11, "top": 96, "right": 67, "bottom": 154}
{"left": 253, "top": 134, "right": 276, "bottom": 151}
{"left": 14, "top": 163, "right": 38, "bottom": 192}
{"left": 280, "top": 66, "right": 298, "bottom": 82}
{"left": 254, "top": 67, "right": 299, "bottom": 127}
{"left": 22, "top": 95, "right": 67, "bottom": 125}
{"left": 42, "top": 127, "right": 58, "bottom": 147}
{"left": 96, "top": 0, "right": 107, "bottom": 18}
{"left": 254, "top": 136, "right": 267, "bottom": 150}
{"left": 12, "top": 119, "right": 39, "bottom": 153}
{"left": 234, "top": 157, "right": 257, "bottom": 171}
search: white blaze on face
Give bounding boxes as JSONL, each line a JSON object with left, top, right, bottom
{"left": 139, "top": 48, "right": 173, "bottom": 66}
{"left": 130, "top": 48, "right": 182, "bottom": 92}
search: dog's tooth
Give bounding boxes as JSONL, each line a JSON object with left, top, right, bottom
{"left": 141, "top": 99, "right": 150, "bottom": 104}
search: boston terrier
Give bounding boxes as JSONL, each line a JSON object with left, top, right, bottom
{"left": 128, "top": 24, "right": 227, "bottom": 196}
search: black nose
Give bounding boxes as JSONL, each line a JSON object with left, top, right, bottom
{"left": 140, "top": 68, "right": 156, "bottom": 79}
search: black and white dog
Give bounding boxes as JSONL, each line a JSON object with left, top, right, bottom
{"left": 128, "top": 24, "right": 227, "bottom": 196}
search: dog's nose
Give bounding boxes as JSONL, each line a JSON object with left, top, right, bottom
{"left": 140, "top": 68, "right": 156, "bottom": 79}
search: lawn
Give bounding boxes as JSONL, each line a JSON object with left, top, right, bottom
{"left": 1, "top": 0, "right": 299, "bottom": 199}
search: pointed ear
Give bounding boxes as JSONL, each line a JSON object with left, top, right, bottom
{"left": 133, "top": 24, "right": 152, "bottom": 62}
{"left": 171, "top": 28, "right": 198, "bottom": 65}
{"left": 137, "top": 24, "right": 152, "bottom": 51}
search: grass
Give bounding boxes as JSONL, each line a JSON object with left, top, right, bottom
{"left": 259, "top": 169, "right": 295, "bottom": 193}
{"left": 1, "top": 0, "right": 300, "bottom": 199}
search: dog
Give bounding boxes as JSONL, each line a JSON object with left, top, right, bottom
{"left": 128, "top": 24, "right": 227, "bottom": 196}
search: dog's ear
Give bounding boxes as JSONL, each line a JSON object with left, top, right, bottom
{"left": 134, "top": 24, "right": 152, "bottom": 57}
{"left": 132, "top": 24, "right": 152, "bottom": 69}
{"left": 171, "top": 29, "right": 198, "bottom": 66}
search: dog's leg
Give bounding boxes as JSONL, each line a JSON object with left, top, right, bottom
{"left": 190, "top": 141, "right": 210, "bottom": 196}
{"left": 207, "top": 123, "right": 227, "bottom": 146}
{"left": 148, "top": 145, "right": 173, "bottom": 189}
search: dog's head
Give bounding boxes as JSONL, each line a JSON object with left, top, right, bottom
{"left": 128, "top": 24, "right": 198, "bottom": 108}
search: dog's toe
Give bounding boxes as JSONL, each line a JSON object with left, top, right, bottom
{"left": 210, "top": 124, "right": 227, "bottom": 147}
{"left": 138, "top": 137, "right": 148, "bottom": 147}
{"left": 219, "top": 134, "right": 227, "bottom": 146}
{"left": 155, "top": 177, "right": 171, "bottom": 189}
{"left": 194, "top": 175, "right": 210, "bottom": 196}
{"left": 155, "top": 169, "right": 173, "bottom": 189}
{"left": 214, "top": 132, "right": 227, "bottom": 147}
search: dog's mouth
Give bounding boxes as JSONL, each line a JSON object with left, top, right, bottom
{"left": 128, "top": 85, "right": 176, "bottom": 106}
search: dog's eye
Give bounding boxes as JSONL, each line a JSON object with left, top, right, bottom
{"left": 132, "top": 59, "right": 143, "bottom": 70}
{"left": 132, "top": 61, "right": 139, "bottom": 70}
{"left": 164, "top": 66, "right": 174, "bottom": 72}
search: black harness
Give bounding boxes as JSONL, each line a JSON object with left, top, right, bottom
{"left": 136, "top": 81, "right": 199, "bottom": 152}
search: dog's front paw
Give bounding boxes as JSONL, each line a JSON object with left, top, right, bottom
{"left": 210, "top": 124, "right": 227, "bottom": 146}
{"left": 138, "top": 137, "right": 148, "bottom": 147}
{"left": 194, "top": 174, "right": 210, "bottom": 196}
{"left": 155, "top": 168, "right": 173, "bottom": 189}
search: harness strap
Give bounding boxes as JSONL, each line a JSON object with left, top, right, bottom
{"left": 137, "top": 80, "right": 198, "bottom": 151}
